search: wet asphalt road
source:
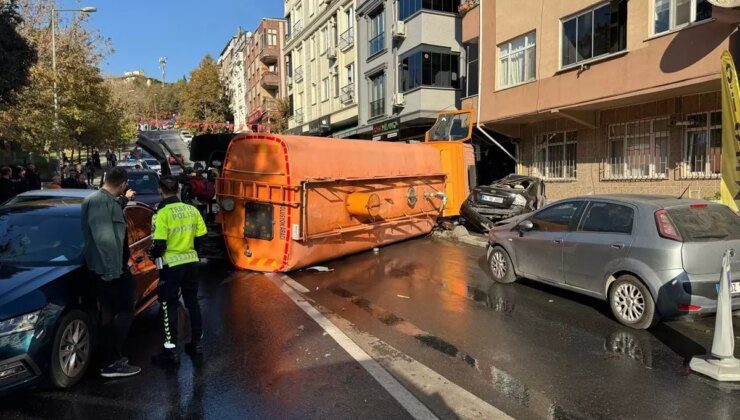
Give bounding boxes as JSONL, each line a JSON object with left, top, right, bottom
{"left": 2, "top": 237, "right": 740, "bottom": 419}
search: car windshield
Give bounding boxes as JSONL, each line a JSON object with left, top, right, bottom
{"left": 127, "top": 173, "right": 159, "bottom": 194}
{"left": 668, "top": 205, "right": 740, "bottom": 242}
{"left": 144, "top": 159, "right": 159, "bottom": 166}
{"left": 3, "top": 196, "right": 84, "bottom": 206}
{"left": 0, "top": 208, "right": 83, "bottom": 266}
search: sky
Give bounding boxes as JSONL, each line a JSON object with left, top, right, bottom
{"left": 61, "top": 0, "right": 284, "bottom": 80}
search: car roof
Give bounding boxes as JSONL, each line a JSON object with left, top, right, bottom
{"left": 126, "top": 168, "right": 159, "bottom": 175}
{"left": 562, "top": 194, "right": 707, "bottom": 209}
{"left": 0, "top": 200, "right": 82, "bottom": 215}
{"left": 15, "top": 189, "right": 95, "bottom": 199}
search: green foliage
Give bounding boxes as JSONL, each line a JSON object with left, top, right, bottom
{"left": 179, "top": 55, "right": 230, "bottom": 134}
{"left": 0, "top": 0, "right": 36, "bottom": 108}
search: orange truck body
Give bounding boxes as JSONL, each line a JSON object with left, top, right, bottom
{"left": 217, "top": 133, "right": 447, "bottom": 272}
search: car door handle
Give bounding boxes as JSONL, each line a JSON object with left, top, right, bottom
{"left": 553, "top": 239, "right": 562, "bottom": 244}
{"left": 610, "top": 243, "right": 624, "bottom": 249}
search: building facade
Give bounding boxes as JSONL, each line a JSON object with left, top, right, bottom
{"left": 245, "top": 18, "right": 289, "bottom": 132}
{"left": 355, "top": 0, "right": 465, "bottom": 140}
{"left": 284, "top": 0, "right": 359, "bottom": 136}
{"left": 218, "top": 28, "right": 250, "bottom": 131}
{"left": 466, "top": 0, "right": 733, "bottom": 201}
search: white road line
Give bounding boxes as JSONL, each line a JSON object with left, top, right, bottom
{"left": 279, "top": 275, "right": 310, "bottom": 294}
{"left": 267, "top": 274, "right": 438, "bottom": 420}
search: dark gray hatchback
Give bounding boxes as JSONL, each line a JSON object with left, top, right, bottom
{"left": 486, "top": 194, "right": 740, "bottom": 329}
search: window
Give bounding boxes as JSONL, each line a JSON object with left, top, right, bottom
{"left": 580, "top": 202, "right": 634, "bottom": 234}
{"left": 654, "top": 0, "right": 712, "bottom": 35}
{"left": 400, "top": 51, "right": 459, "bottom": 91}
{"left": 346, "top": 7, "right": 355, "bottom": 30}
{"left": 266, "top": 29, "right": 278, "bottom": 46}
{"left": 399, "top": 0, "right": 460, "bottom": 20}
{"left": 311, "top": 83, "right": 317, "bottom": 105}
{"left": 534, "top": 131, "right": 577, "bottom": 180}
{"left": 322, "top": 26, "right": 329, "bottom": 53}
{"left": 322, "top": 77, "right": 329, "bottom": 101}
{"left": 561, "top": 1, "right": 627, "bottom": 68}
{"left": 464, "top": 40, "right": 479, "bottom": 97}
{"left": 309, "top": 36, "right": 315, "bottom": 60}
{"left": 531, "top": 202, "right": 582, "bottom": 232}
{"left": 607, "top": 118, "right": 669, "bottom": 179}
{"left": 346, "top": 62, "right": 354, "bottom": 85}
{"left": 369, "top": 8, "right": 385, "bottom": 56}
{"left": 333, "top": 73, "right": 340, "bottom": 98}
{"left": 369, "top": 72, "right": 385, "bottom": 118}
{"left": 499, "top": 32, "right": 536, "bottom": 88}
{"left": 684, "top": 111, "right": 722, "bottom": 177}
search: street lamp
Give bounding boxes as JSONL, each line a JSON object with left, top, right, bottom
{"left": 51, "top": 5, "right": 97, "bottom": 174}
{"left": 154, "top": 93, "right": 159, "bottom": 131}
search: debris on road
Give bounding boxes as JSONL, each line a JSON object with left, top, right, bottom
{"left": 307, "top": 266, "right": 334, "bottom": 272}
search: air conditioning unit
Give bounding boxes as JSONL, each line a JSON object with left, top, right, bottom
{"left": 392, "top": 92, "right": 405, "bottom": 107}
{"left": 393, "top": 21, "right": 406, "bottom": 39}
{"left": 327, "top": 47, "right": 337, "bottom": 59}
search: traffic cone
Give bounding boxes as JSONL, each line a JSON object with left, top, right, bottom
{"left": 690, "top": 249, "right": 740, "bottom": 381}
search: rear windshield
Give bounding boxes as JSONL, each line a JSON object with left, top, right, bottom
{"left": 127, "top": 173, "right": 159, "bottom": 194}
{"left": 668, "top": 205, "right": 740, "bottom": 242}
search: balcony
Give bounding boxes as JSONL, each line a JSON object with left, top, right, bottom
{"left": 339, "top": 27, "right": 354, "bottom": 51}
{"left": 291, "top": 20, "right": 303, "bottom": 39}
{"left": 261, "top": 71, "right": 280, "bottom": 89}
{"left": 259, "top": 45, "right": 279, "bottom": 64}
{"left": 600, "top": 155, "right": 668, "bottom": 181}
{"left": 294, "top": 65, "right": 303, "bottom": 83}
{"left": 339, "top": 84, "right": 355, "bottom": 105}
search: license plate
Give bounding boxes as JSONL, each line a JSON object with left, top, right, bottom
{"left": 731, "top": 282, "right": 740, "bottom": 295}
{"left": 481, "top": 195, "right": 504, "bottom": 204}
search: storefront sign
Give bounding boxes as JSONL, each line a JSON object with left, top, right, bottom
{"left": 372, "top": 118, "right": 400, "bottom": 136}
{"left": 720, "top": 50, "right": 740, "bottom": 211}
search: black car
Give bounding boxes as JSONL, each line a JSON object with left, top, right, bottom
{"left": 0, "top": 197, "right": 158, "bottom": 393}
{"left": 460, "top": 175, "right": 546, "bottom": 232}
{"left": 126, "top": 169, "right": 161, "bottom": 208}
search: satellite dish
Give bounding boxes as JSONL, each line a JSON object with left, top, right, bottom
{"left": 709, "top": 0, "right": 740, "bottom": 7}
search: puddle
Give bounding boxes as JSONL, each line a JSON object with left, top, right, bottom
{"left": 466, "top": 285, "right": 516, "bottom": 316}
{"left": 415, "top": 334, "right": 478, "bottom": 369}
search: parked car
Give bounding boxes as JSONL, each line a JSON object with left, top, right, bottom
{"left": 125, "top": 169, "right": 161, "bottom": 208}
{"left": 0, "top": 196, "right": 158, "bottom": 393}
{"left": 2, "top": 189, "right": 93, "bottom": 207}
{"left": 116, "top": 159, "right": 149, "bottom": 170}
{"left": 486, "top": 195, "right": 740, "bottom": 329}
{"left": 180, "top": 131, "right": 193, "bottom": 143}
{"left": 143, "top": 158, "right": 162, "bottom": 174}
{"left": 461, "top": 175, "right": 545, "bottom": 232}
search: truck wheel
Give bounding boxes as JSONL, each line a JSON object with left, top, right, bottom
{"left": 50, "top": 310, "right": 93, "bottom": 388}
{"left": 488, "top": 246, "right": 518, "bottom": 284}
{"left": 609, "top": 275, "right": 659, "bottom": 330}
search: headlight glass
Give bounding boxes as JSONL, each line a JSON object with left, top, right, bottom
{"left": 0, "top": 311, "right": 40, "bottom": 338}
{"left": 512, "top": 195, "right": 527, "bottom": 207}
{"left": 221, "top": 198, "right": 235, "bottom": 212}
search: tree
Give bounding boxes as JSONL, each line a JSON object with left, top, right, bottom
{"left": 0, "top": 0, "right": 36, "bottom": 109}
{"left": 180, "top": 55, "right": 230, "bottom": 133}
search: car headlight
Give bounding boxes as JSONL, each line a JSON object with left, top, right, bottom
{"left": 512, "top": 195, "right": 527, "bottom": 207}
{"left": 220, "top": 198, "right": 235, "bottom": 212}
{"left": 0, "top": 311, "right": 40, "bottom": 338}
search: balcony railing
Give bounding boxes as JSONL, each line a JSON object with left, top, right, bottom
{"left": 679, "top": 154, "right": 722, "bottom": 180}
{"left": 530, "top": 160, "right": 577, "bottom": 181}
{"left": 339, "top": 27, "right": 354, "bottom": 51}
{"left": 369, "top": 98, "right": 385, "bottom": 119}
{"left": 369, "top": 33, "right": 385, "bottom": 56}
{"left": 339, "top": 83, "right": 355, "bottom": 104}
{"left": 294, "top": 65, "right": 304, "bottom": 83}
{"left": 293, "top": 108, "right": 304, "bottom": 124}
{"left": 291, "top": 20, "right": 303, "bottom": 39}
{"left": 601, "top": 155, "right": 668, "bottom": 181}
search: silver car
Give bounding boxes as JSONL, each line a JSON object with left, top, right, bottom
{"left": 486, "top": 194, "right": 740, "bottom": 329}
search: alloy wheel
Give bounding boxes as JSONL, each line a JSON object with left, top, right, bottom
{"left": 613, "top": 283, "right": 645, "bottom": 322}
{"left": 490, "top": 251, "right": 507, "bottom": 279}
{"left": 58, "top": 319, "right": 90, "bottom": 378}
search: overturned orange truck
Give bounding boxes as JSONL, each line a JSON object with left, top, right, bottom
{"left": 216, "top": 110, "right": 476, "bottom": 272}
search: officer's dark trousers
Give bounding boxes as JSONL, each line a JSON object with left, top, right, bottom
{"left": 157, "top": 262, "right": 202, "bottom": 347}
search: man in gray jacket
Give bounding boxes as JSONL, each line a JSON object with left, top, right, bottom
{"left": 81, "top": 167, "right": 141, "bottom": 378}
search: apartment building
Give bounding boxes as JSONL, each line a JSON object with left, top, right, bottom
{"left": 218, "top": 28, "right": 250, "bottom": 131}
{"left": 245, "top": 18, "right": 289, "bottom": 132}
{"left": 354, "top": 0, "right": 465, "bottom": 140}
{"left": 284, "top": 0, "right": 359, "bottom": 136}
{"left": 464, "top": 0, "right": 735, "bottom": 201}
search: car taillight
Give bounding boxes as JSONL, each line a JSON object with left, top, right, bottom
{"left": 655, "top": 209, "right": 682, "bottom": 241}
{"left": 677, "top": 304, "right": 702, "bottom": 312}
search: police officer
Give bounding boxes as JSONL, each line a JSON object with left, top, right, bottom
{"left": 149, "top": 176, "right": 207, "bottom": 366}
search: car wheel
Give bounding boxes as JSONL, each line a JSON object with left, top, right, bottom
{"left": 50, "top": 310, "right": 93, "bottom": 389}
{"left": 609, "top": 275, "right": 658, "bottom": 330}
{"left": 488, "top": 246, "right": 517, "bottom": 284}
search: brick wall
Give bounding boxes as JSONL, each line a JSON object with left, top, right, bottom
{"left": 517, "top": 92, "right": 722, "bottom": 202}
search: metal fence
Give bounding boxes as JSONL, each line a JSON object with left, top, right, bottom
{"left": 340, "top": 84, "right": 355, "bottom": 104}
{"left": 679, "top": 154, "right": 722, "bottom": 179}
{"left": 339, "top": 28, "right": 354, "bottom": 51}
{"left": 530, "top": 160, "right": 577, "bottom": 181}
{"left": 601, "top": 155, "right": 668, "bottom": 180}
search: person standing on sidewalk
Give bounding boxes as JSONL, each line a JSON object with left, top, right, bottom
{"left": 81, "top": 167, "right": 141, "bottom": 378}
{"left": 149, "top": 176, "right": 207, "bottom": 366}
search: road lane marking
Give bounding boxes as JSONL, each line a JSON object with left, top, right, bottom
{"left": 278, "top": 274, "right": 310, "bottom": 293}
{"left": 267, "top": 273, "right": 438, "bottom": 420}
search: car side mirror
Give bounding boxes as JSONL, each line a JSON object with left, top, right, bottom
{"left": 518, "top": 220, "right": 534, "bottom": 232}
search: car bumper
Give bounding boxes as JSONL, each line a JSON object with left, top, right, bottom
{"left": 0, "top": 331, "right": 44, "bottom": 395}
{"left": 460, "top": 202, "right": 525, "bottom": 232}
{"left": 656, "top": 272, "right": 740, "bottom": 318}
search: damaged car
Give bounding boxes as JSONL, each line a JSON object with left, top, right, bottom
{"left": 460, "top": 175, "right": 546, "bottom": 232}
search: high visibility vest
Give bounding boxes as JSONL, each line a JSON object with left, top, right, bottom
{"left": 152, "top": 201, "right": 207, "bottom": 267}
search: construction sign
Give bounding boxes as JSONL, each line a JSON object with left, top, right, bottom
{"left": 720, "top": 51, "right": 740, "bottom": 212}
